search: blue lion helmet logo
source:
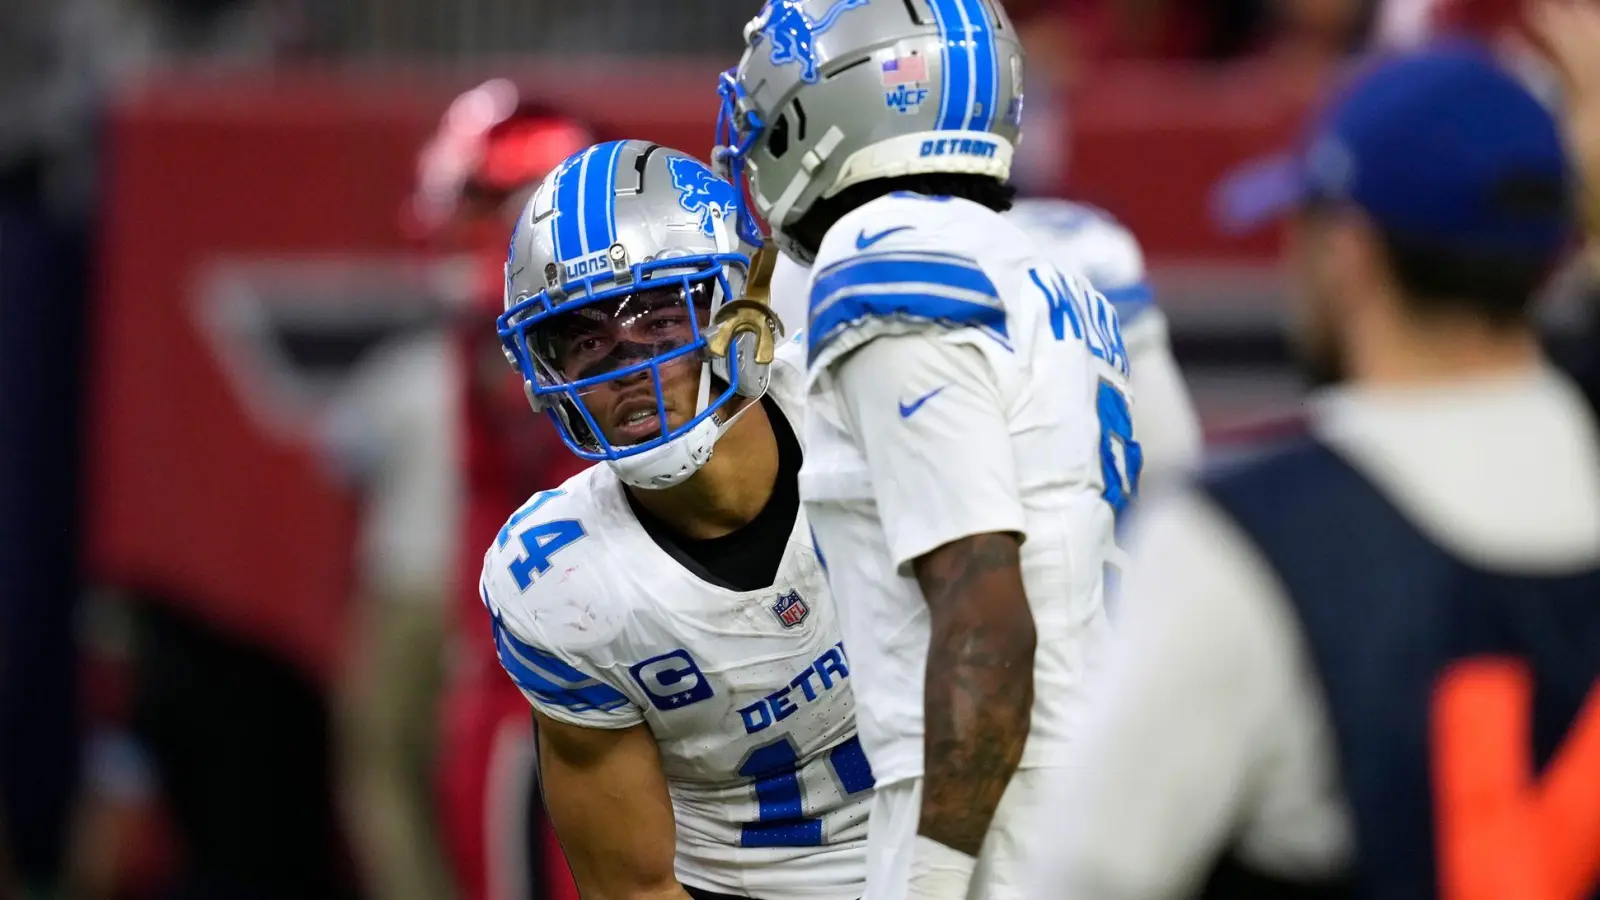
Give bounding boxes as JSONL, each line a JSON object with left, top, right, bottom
{"left": 751, "top": 0, "right": 871, "bottom": 84}
{"left": 667, "top": 157, "right": 739, "bottom": 239}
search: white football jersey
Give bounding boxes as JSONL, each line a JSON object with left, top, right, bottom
{"left": 797, "top": 192, "right": 1137, "bottom": 786}
{"left": 1007, "top": 198, "right": 1203, "bottom": 482}
{"left": 480, "top": 343, "right": 871, "bottom": 900}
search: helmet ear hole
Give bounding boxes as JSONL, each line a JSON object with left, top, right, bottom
{"left": 767, "top": 113, "right": 790, "bottom": 159}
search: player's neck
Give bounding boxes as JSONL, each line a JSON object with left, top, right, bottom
{"left": 1351, "top": 307, "right": 1543, "bottom": 386}
{"left": 626, "top": 399, "right": 781, "bottom": 540}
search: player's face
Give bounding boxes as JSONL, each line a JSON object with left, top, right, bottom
{"left": 530, "top": 281, "right": 714, "bottom": 447}
{"left": 1285, "top": 210, "right": 1351, "bottom": 388}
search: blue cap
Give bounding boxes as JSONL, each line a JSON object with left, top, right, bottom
{"left": 1213, "top": 41, "right": 1573, "bottom": 257}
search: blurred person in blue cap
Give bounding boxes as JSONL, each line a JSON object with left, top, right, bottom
{"left": 1026, "top": 39, "right": 1600, "bottom": 899}
{"left": 1364, "top": 0, "right": 1600, "bottom": 418}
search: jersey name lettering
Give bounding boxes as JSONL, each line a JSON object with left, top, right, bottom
{"left": 1030, "top": 266, "right": 1129, "bottom": 377}
{"left": 741, "top": 641, "right": 852, "bottom": 734}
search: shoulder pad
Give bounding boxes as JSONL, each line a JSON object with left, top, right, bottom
{"left": 806, "top": 197, "right": 1008, "bottom": 372}
{"left": 482, "top": 584, "right": 634, "bottom": 717}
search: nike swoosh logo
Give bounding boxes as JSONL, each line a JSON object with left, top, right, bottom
{"left": 898, "top": 386, "right": 946, "bottom": 419}
{"left": 856, "top": 225, "right": 913, "bottom": 250}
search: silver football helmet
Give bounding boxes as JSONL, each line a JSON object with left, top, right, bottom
{"left": 499, "top": 140, "right": 781, "bottom": 490}
{"left": 715, "top": 0, "right": 1025, "bottom": 263}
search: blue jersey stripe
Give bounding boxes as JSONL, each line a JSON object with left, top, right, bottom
{"left": 492, "top": 623, "right": 630, "bottom": 712}
{"left": 494, "top": 614, "right": 598, "bottom": 685}
{"left": 813, "top": 247, "right": 984, "bottom": 276}
{"left": 811, "top": 255, "right": 1000, "bottom": 311}
{"left": 962, "top": 0, "right": 997, "bottom": 131}
{"left": 553, "top": 153, "right": 586, "bottom": 261}
{"left": 809, "top": 291, "right": 1009, "bottom": 363}
{"left": 584, "top": 140, "right": 623, "bottom": 252}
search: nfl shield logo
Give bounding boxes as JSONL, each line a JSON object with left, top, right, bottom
{"left": 771, "top": 591, "right": 809, "bottom": 628}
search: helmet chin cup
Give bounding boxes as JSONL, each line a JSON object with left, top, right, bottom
{"left": 607, "top": 415, "right": 720, "bottom": 490}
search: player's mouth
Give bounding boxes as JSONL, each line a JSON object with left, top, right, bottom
{"left": 612, "top": 398, "right": 670, "bottom": 443}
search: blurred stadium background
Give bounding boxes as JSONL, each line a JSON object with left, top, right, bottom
{"left": 0, "top": 1, "right": 1594, "bottom": 899}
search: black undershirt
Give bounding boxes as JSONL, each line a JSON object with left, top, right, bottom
{"left": 626, "top": 395, "right": 801, "bottom": 592}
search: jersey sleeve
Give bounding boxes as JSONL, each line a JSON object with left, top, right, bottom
{"left": 833, "top": 331, "right": 1027, "bottom": 570}
{"left": 479, "top": 554, "right": 646, "bottom": 731}
{"left": 805, "top": 197, "right": 1009, "bottom": 375}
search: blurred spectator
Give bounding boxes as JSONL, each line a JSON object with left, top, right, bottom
{"left": 407, "top": 81, "right": 592, "bottom": 900}
{"left": 322, "top": 330, "right": 460, "bottom": 900}
{"left": 1031, "top": 42, "right": 1591, "bottom": 898}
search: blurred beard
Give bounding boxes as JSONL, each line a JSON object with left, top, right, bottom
{"left": 1292, "top": 327, "right": 1348, "bottom": 391}
{"left": 1286, "top": 278, "right": 1350, "bottom": 387}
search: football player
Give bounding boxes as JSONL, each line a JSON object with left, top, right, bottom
{"left": 482, "top": 140, "right": 872, "bottom": 900}
{"left": 1006, "top": 200, "right": 1202, "bottom": 484}
{"left": 714, "top": 1, "right": 1141, "bottom": 897}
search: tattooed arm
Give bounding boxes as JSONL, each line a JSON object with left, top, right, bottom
{"left": 828, "top": 332, "right": 1036, "bottom": 882}
{"left": 913, "top": 532, "right": 1036, "bottom": 855}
